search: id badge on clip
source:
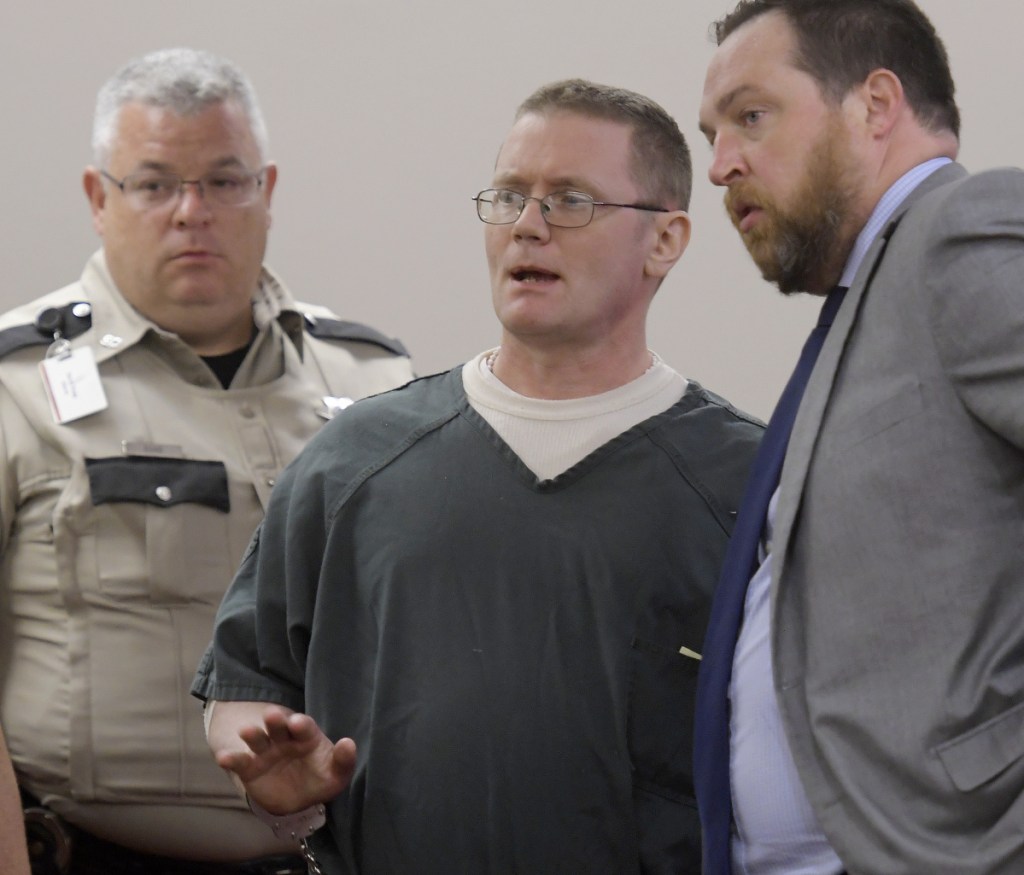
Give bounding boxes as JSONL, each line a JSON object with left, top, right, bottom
{"left": 39, "top": 340, "right": 108, "bottom": 424}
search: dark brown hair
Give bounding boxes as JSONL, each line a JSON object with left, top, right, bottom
{"left": 713, "top": 0, "right": 959, "bottom": 137}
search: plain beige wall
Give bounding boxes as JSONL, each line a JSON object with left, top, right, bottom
{"left": 2, "top": 1, "right": 1019, "bottom": 419}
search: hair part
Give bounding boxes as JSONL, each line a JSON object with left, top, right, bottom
{"left": 515, "top": 78, "right": 692, "bottom": 211}
{"left": 92, "top": 47, "right": 269, "bottom": 166}
{"left": 712, "top": 0, "right": 959, "bottom": 138}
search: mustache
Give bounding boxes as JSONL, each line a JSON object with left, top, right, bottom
{"left": 724, "top": 184, "right": 768, "bottom": 223}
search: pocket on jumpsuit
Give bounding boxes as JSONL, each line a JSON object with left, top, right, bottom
{"left": 626, "top": 635, "right": 702, "bottom": 875}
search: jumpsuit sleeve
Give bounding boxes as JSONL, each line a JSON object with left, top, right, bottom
{"left": 192, "top": 443, "right": 333, "bottom": 712}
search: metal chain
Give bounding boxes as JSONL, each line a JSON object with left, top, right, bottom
{"left": 299, "top": 838, "right": 324, "bottom": 875}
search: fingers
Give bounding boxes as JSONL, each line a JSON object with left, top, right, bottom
{"left": 333, "top": 737, "right": 357, "bottom": 764}
{"left": 225, "top": 710, "right": 329, "bottom": 773}
{"left": 332, "top": 738, "right": 357, "bottom": 771}
{"left": 214, "top": 748, "right": 256, "bottom": 774}
{"left": 217, "top": 724, "right": 357, "bottom": 812}
{"left": 282, "top": 712, "right": 323, "bottom": 743}
{"left": 237, "top": 722, "right": 277, "bottom": 756}
{"left": 332, "top": 737, "right": 358, "bottom": 789}
{"left": 213, "top": 706, "right": 353, "bottom": 796}
{"left": 236, "top": 707, "right": 311, "bottom": 755}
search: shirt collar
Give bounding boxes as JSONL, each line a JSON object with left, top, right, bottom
{"left": 82, "top": 250, "right": 304, "bottom": 360}
{"left": 838, "top": 157, "right": 953, "bottom": 288}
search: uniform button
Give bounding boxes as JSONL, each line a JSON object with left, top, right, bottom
{"left": 266, "top": 477, "right": 276, "bottom": 487}
{"left": 100, "top": 334, "right": 123, "bottom": 348}
{"left": 72, "top": 303, "right": 92, "bottom": 319}
{"left": 34, "top": 308, "right": 62, "bottom": 334}
{"left": 240, "top": 405, "right": 256, "bottom": 419}
{"left": 155, "top": 486, "right": 172, "bottom": 502}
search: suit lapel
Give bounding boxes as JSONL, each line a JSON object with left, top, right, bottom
{"left": 770, "top": 162, "right": 967, "bottom": 592}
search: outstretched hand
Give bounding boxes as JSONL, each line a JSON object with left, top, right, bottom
{"left": 214, "top": 705, "right": 356, "bottom": 815}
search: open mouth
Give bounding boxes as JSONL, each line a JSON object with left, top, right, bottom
{"left": 731, "top": 202, "right": 762, "bottom": 233}
{"left": 725, "top": 191, "right": 763, "bottom": 234}
{"left": 511, "top": 268, "right": 560, "bottom": 283}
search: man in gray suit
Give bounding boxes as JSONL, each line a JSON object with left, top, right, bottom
{"left": 695, "top": 1, "right": 1024, "bottom": 873}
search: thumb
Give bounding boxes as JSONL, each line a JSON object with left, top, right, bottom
{"left": 332, "top": 737, "right": 358, "bottom": 787}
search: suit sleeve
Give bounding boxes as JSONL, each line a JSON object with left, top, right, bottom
{"left": 925, "top": 167, "right": 1024, "bottom": 449}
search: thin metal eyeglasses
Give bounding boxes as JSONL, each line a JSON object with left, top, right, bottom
{"left": 473, "top": 189, "right": 668, "bottom": 229}
{"left": 100, "top": 167, "right": 266, "bottom": 209}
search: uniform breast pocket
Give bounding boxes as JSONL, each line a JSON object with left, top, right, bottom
{"left": 84, "top": 456, "right": 233, "bottom": 604}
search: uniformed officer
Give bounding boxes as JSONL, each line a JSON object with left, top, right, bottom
{"left": 0, "top": 47, "right": 413, "bottom": 874}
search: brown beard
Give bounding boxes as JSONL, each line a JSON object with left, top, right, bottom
{"left": 726, "top": 117, "right": 858, "bottom": 295}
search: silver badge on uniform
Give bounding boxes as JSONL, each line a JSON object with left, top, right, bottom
{"left": 317, "top": 396, "right": 354, "bottom": 420}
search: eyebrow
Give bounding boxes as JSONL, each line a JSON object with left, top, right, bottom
{"left": 130, "top": 156, "right": 251, "bottom": 173}
{"left": 699, "top": 83, "right": 760, "bottom": 137}
{"left": 491, "top": 174, "right": 597, "bottom": 192}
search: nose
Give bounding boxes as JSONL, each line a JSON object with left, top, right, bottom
{"left": 172, "top": 180, "right": 213, "bottom": 226}
{"left": 512, "top": 197, "right": 550, "bottom": 242}
{"left": 707, "top": 132, "right": 746, "bottom": 188}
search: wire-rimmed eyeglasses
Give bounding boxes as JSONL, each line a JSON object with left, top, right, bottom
{"left": 100, "top": 167, "right": 266, "bottom": 210}
{"left": 473, "top": 189, "right": 668, "bottom": 229}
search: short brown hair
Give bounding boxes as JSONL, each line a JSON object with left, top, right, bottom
{"left": 516, "top": 79, "right": 692, "bottom": 210}
{"left": 713, "top": 0, "right": 959, "bottom": 137}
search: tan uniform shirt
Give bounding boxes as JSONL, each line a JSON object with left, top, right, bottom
{"left": 0, "top": 251, "right": 413, "bottom": 860}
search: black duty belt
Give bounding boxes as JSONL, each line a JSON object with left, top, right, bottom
{"left": 23, "top": 797, "right": 308, "bottom": 875}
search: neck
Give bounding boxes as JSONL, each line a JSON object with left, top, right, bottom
{"left": 865, "top": 124, "right": 958, "bottom": 218}
{"left": 491, "top": 335, "right": 653, "bottom": 400}
{"left": 183, "top": 320, "right": 257, "bottom": 357}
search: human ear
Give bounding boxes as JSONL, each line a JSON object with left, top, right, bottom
{"left": 261, "top": 163, "right": 278, "bottom": 230}
{"left": 645, "top": 211, "right": 692, "bottom": 279}
{"left": 857, "top": 68, "right": 904, "bottom": 136}
{"left": 82, "top": 167, "right": 107, "bottom": 237}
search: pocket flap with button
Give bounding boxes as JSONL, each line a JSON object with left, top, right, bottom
{"left": 85, "top": 456, "right": 230, "bottom": 512}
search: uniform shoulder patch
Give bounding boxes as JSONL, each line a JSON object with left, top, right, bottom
{"left": 302, "top": 314, "right": 409, "bottom": 357}
{"left": 0, "top": 302, "right": 93, "bottom": 359}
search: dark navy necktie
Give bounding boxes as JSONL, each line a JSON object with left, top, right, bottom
{"left": 693, "top": 285, "right": 848, "bottom": 875}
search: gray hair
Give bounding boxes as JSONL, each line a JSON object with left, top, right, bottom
{"left": 92, "top": 47, "right": 269, "bottom": 166}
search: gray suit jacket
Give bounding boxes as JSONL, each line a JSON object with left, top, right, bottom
{"left": 771, "top": 162, "right": 1024, "bottom": 875}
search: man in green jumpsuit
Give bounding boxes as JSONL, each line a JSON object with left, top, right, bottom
{"left": 196, "top": 79, "right": 762, "bottom": 874}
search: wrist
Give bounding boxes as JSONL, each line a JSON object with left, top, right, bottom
{"left": 247, "top": 796, "right": 327, "bottom": 841}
